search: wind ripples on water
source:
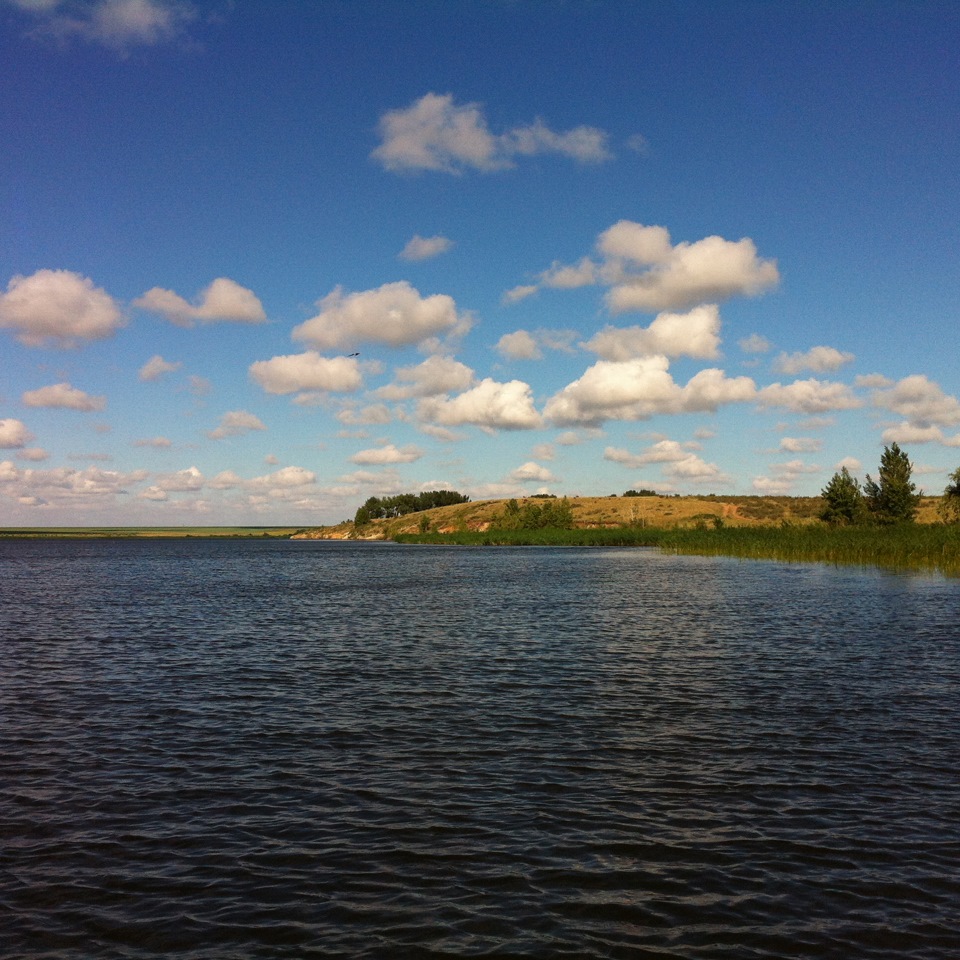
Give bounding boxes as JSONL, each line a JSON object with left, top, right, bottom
{"left": 1, "top": 540, "right": 958, "bottom": 958}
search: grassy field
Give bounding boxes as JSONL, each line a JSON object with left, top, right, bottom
{"left": 0, "top": 527, "right": 304, "bottom": 539}
{"left": 394, "top": 523, "right": 960, "bottom": 576}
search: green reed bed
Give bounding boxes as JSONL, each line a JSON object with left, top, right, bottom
{"left": 395, "top": 524, "right": 960, "bottom": 575}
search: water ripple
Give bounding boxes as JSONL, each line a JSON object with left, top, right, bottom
{"left": 2, "top": 540, "right": 959, "bottom": 958}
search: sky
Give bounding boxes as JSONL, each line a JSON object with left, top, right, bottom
{"left": 2, "top": 0, "right": 959, "bottom": 526}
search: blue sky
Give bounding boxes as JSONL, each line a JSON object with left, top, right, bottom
{"left": 2, "top": 0, "right": 959, "bottom": 525}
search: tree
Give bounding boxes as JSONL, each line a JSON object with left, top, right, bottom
{"left": 820, "top": 466, "right": 867, "bottom": 525}
{"left": 939, "top": 467, "right": 960, "bottom": 523}
{"left": 864, "top": 443, "right": 922, "bottom": 524}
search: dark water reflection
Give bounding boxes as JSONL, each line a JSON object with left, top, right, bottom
{"left": 2, "top": 539, "right": 959, "bottom": 958}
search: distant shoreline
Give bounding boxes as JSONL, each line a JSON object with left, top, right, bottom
{"left": 0, "top": 527, "right": 303, "bottom": 539}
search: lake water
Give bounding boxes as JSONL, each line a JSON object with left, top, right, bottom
{"left": 2, "top": 539, "right": 959, "bottom": 959}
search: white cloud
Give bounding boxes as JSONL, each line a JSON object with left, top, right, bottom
{"left": 872, "top": 374, "right": 960, "bottom": 427}
{"left": 17, "top": 447, "right": 49, "bottom": 461}
{"left": 377, "top": 355, "right": 474, "bottom": 400}
{"left": 139, "top": 485, "right": 167, "bottom": 501}
{"left": 757, "top": 379, "right": 861, "bottom": 414}
{"left": 0, "top": 269, "right": 123, "bottom": 347}
{"left": 134, "top": 277, "right": 266, "bottom": 327}
{"left": 508, "top": 461, "right": 555, "bottom": 482}
{"left": 531, "top": 443, "right": 555, "bottom": 461}
{"left": 207, "top": 410, "right": 267, "bottom": 440}
{"left": 775, "top": 345, "right": 855, "bottom": 375}
{"left": 495, "top": 328, "right": 577, "bottom": 360}
{"left": 770, "top": 458, "right": 820, "bottom": 477}
{"left": 664, "top": 454, "right": 727, "bottom": 484}
{"left": 155, "top": 465, "right": 203, "bottom": 492}
{"left": 372, "top": 92, "right": 611, "bottom": 174}
{"left": 752, "top": 475, "right": 794, "bottom": 495}
{"left": 418, "top": 378, "right": 543, "bottom": 431}
{"left": 501, "top": 284, "right": 539, "bottom": 305}
{"left": 779, "top": 436, "right": 822, "bottom": 453}
{"left": 22, "top": 382, "right": 107, "bottom": 411}
{"left": 248, "top": 466, "right": 317, "bottom": 489}
{"left": 855, "top": 373, "right": 893, "bottom": 388}
{"left": 512, "top": 221, "right": 778, "bottom": 315}
{"left": 134, "top": 436, "right": 172, "bottom": 448}
{"left": 337, "top": 404, "right": 393, "bottom": 427}
{"left": 739, "top": 333, "right": 772, "bottom": 354}
{"left": 349, "top": 444, "right": 423, "bottom": 465}
{"left": 208, "top": 470, "right": 242, "bottom": 490}
{"left": 544, "top": 356, "right": 756, "bottom": 426}
{"left": 0, "top": 419, "right": 34, "bottom": 448}
{"left": 418, "top": 424, "right": 465, "bottom": 442}
{"left": 836, "top": 456, "right": 862, "bottom": 472}
{"left": 399, "top": 234, "right": 453, "bottom": 261}
{"left": 188, "top": 375, "right": 212, "bottom": 396}
{"left": 292, "top": 281, "right": 469, "bottom": 351}
{"left": 249, "top": 352, "right": 362, "bottom": 396}
{"left": 604, "top": 439, "right": 698, "bottom": 469}
{"left": 880, "top": 422, "right": 960, "bottom": 446}
{"left": 12, "top": 0, "right": 202, "bottom": 52}
{"left": 496, "top": 329, "right": 541, "bottom": 360}
{"left": 539, "top": 257, "right": 598, "bottom": 289}
{"left": 139, "top": 354, "right": 182, "bottom": 381}
{"left": 0, "top": 462, "right": 149, "bottom": 506}
{"left": 583, "top": 304, "right": 721, "bottom": 361}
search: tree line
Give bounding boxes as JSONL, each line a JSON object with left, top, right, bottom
{"left": 820, "top": 442, "right": 960, "bottom": 525}
{"left": 355, "top": 490, "right": 470, "bottom": 525}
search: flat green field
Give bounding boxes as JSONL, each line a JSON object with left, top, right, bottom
{"left": 0, "top": 527, "right": 303, "bottom": 539}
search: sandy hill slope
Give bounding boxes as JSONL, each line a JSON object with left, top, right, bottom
{"left": 295, "top": 494, "right": 944, "bottom": 540}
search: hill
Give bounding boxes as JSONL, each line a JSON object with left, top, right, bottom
{"left": 293, "top": 494, "right": 944, "bottom": 541}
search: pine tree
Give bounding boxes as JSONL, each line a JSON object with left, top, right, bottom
{"left": 864, "top": 443, "right": 922, "bottom": 524}
{"left": 820, "top": 466, "right": 867, "bottom": 525}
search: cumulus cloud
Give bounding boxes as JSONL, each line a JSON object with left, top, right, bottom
{"left": 779, "top": 436, "right": 822, "bottom": 453}
{"left": 154, "top": 465, "right": 203, "bottom": 492}
{"left": 249, "top": 352, "right": 362, "bottom": 396}
{"left": 418, "top": 378, "right": 543, "bottom": 431}
{"left": 604, "top": 439, "right": 700, "bottom": 469}
{"left": 13, "top": 0, "right": 200, "bottom": 51}
{"left": 134, "top": 277, "right": 266, "bottom": 327}
{"left": 775, "top": 345, "right": 855, "bottom": 375}
{"left": 880, "top": 423, "right": 960, "bottom": 446}
{"left": 292, "top": 281, "right": 469, "bottom": 351}
{"left": 0, "top": 269, "right": 123, "bottom": 347}
{"left": 22, "top": 382, "right": 106, "bottom": 411}
{"left": 0, "top": 461, "right": 148, "bottom": 506}
{"left": 509, "top": 221, "right": 778, "bottom": 315}
{"left": 399, "top": 234, "right": 453, "bottom": 261}
{"left": 372, "top": 92, "right": 611, "bottom": 174}
{"left": 377, "top": 355, "right": 474, "bottom": 400}
{"left": 739, "top": 333, "right": 772, "bottom": 354}
{"left": 139, "top": 354, "right": 182, "bottom": 381}
{"left": 871, "top": 374, "right": 960, "bottom": 428}
{"left": 337, "top": 403, "right": 393, "bottom": 427}
{"left": 496, "top": 329, "right": 541, "bottom": 360}
{"left": 18, "top": 447, "right": 49, "bottom": 461}
{"left": 544, "top": 357, "right": 756, "bottom": 426}
{"left": 349, "top": 444, "right": 424, "bottom": 465}
{"left": 756, "top": 379, "right": 861, "bottom": 414}
{"left": 583, "top": 304, "right": 721, "bottom": 361}
{"left": 501, "top": 284, "right": 539, "bottom": 305}
{"left": 495, "top": 328, "right": 577, "bottom": 360}
{"left": 508, "top": 461, "right": 555, "bottom": 482}
{"left": 248, "top": 466, "right": 317, "bottom": 489}
{"left": 0, "top": 419, "right": 34, "bottom": 448}
{"left": 207, "top": 410, "right": 267, "bottom": 440}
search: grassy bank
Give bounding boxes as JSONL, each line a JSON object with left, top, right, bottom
{"left": 395, "top": 523, "right": 960, "bottom": 576}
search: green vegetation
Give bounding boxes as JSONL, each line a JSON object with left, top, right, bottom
{"left": 395, "top": 523, "right": 960, "bottom": 576}
{"left": 497, "top": 496, "right": 574, "bottom": 530}
{"left": 939, "top": 467, "right": 960, "bottom": 524}
{"left": 623, "top": 488, "right": 658, "bottom": 497}
{"left": 355, "top": 490, "right": 470, "bottom": 525}
{"left": 864, "top": 442, "right": 922, "bottom": 524}
{"left": 820, "top": 444, "right": 923, "bottom": 526}
{"left": 820, "top": 466, "right": 868, "bottom": 525}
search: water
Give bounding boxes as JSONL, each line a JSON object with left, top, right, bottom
{"left": 1, "top": 539, "right": 959, "bottom": 959}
